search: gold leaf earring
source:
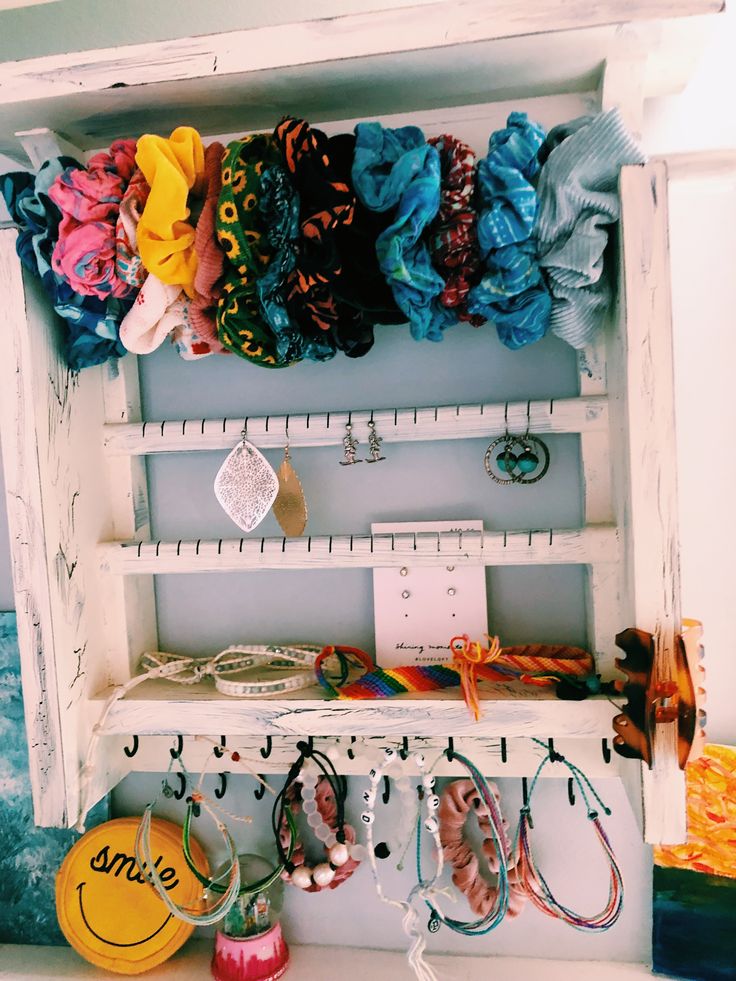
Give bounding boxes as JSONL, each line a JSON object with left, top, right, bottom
{"left": 273, "top": 422, "right": 307, "bottom": 538}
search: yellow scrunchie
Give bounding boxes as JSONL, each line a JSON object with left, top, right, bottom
{"left": 136, "top": 126, "right": 205, "bottom": 298}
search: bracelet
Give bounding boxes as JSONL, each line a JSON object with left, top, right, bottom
{"left": 182, "top": 795, "right": 296, "bottom": 897}
{"left": 419, "top": 749, "right": 510, "bottom": 935}
{"left": 279, "top": 773, "right": 362, "bottom": 891}
{"left": 514, "top": 740, "right": 624, "bottom": 930}
{"left": 272, "top": 742, "right": 363, "bottom": 891}
{"left": 141, "top": 644, "right": 350, "bottom": 697}
{"left": 134, "top": 766, "right": 242, "bottom": 926}
{"left": 438, "top": 779, "right": 527, "bottom": 919}
{"left": 362, "top": 747, "right": 445, "bottom": 981}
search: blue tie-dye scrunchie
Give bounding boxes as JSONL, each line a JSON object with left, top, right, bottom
{"left": 352, "top": 122, "right": 448, "bottom": 342}
{"left": 467, "top": 112, "right": 551, "bottom": 350}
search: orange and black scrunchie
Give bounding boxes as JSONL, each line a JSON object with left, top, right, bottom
{"left": 428, "top": 135, "right": 484, "bottom": 326}
{"left": 274, "top": 117, "right": 355, "bottom": 360}
{"left": 216, "top": 134, "right": 297, "bottom": 368}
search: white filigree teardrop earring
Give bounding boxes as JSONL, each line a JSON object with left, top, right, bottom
{"left": 214, "top": 424, "right": 279, "bottom": 533}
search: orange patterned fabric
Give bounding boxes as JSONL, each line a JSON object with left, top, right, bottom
{"left": 274, "top": 117, "right": 355, "bottom": 356}
{"left": 654, "top": 745, "right": 736, "bottom": 880}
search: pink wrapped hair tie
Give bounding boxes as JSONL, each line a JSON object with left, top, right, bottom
{"left": 439, "top": 779, "right": 527, "bottom": 918}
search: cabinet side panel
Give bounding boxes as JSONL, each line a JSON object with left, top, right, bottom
{"left": 0, "top": 236, "right": 129, "bottom": 826}
{"left": 0, "top": 231, "right": 67, "bottom": 825}
{"left": 618, "top": 162, "right": 686, "bottom": 844}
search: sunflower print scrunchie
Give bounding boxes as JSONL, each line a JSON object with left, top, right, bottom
{"left": 216, "top": 135, "right": 297, "bottom": 368}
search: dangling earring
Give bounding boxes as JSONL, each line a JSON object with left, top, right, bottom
{"left": 339, "top": 419, "right": 362, "bottom": 466}
{"left": 273, "top": 418, "right": 308, "bottom": 538}
{"left": 483, "top": 402, "right": 550, "bottom": 485}
{"left": 365, "top": 418, "right": 386, "bottom": 463}
{"left": 214, "top": 420, "right": 279, "bottom": 532}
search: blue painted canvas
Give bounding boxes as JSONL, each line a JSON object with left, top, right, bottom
{"left": 0, "top": 611, "right": 107, "bottom": 945}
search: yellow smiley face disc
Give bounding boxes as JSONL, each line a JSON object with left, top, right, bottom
{"left": 56, "top": 817, "right": 209, "bottom": 975}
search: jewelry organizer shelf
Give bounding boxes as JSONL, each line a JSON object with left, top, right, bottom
{"left": 0, "top": 1, "right": 715, "bottom": 847}
{"left": 99, "top": 527, "right": 618, "bottom": 574}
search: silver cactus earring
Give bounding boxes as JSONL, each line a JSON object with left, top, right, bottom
{"left": 340, "top": 421, "right": 362, "bottom": 466}
{"left": 365, "top": 419, "right": 386, "bottom": 463}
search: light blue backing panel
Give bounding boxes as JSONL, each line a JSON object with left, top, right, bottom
{"left": 141, "top": 323, "right": 587, "bottom": 657}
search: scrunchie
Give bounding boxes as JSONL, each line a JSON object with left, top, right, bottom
{"left": 274, "top": 116, "right": 355, "bottom": 361}
{"left": 279, "top": 777, "right": 360, "bottom": 893}
{"left": 535, "top": 108, "right": 647, "bottom": 349}
{"left": 216, "top": 134, "right": 291, "bottom": 368}
{"left": 256, "top": 163, "right": 308, "bottom": 363}
{"left": 119, "top": 276, "right": 187, "bottom": 355}
{"left": 352, "top": 122, "right": 445, "bottom": 341}
{"left": 135, "top": 126, "right": 206, "bottom": 297}
{"left": 115, "top": 167, "right": 150, "bottom": 290}
{"left": 186, "top": 141, "right": 228, "bottom": 356}
{"left": 327, "top": 133, "right": 403, "bottom": 358}
{"left": 2, "top": 159, "right": 127, "bottom": 370}
{"left": 49, "top": 140, "right": 137, "bottom": 300}
{"left": 467, "top": 112, "right": 551, "bottom": 350}
{"left": 438, "top": 779, "right": 527, "bottom": 919}
{"left": 428, "top": 135, "right": 483, "bottom": 327}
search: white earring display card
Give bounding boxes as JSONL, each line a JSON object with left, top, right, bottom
{"left": 372, "top": 520, "right": 488, "bottom": 667}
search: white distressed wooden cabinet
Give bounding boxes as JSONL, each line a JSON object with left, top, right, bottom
{"left": 0, "top": 1, "right": 722, "bottom": 844}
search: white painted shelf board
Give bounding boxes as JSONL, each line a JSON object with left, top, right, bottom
{"left": 99, "top": 526, "right": 619, "bottom": 575}
{"left": 95, "top": 681, "right": 618, "bottom": 738}
{"left": 103, "top": 395, "right": 607, "bottom": 456}
{"left": 0, "top": 941, "right": 654, "bottom": 981}
{"left": 0, "top": 3, "right": 721, "bottom": 157}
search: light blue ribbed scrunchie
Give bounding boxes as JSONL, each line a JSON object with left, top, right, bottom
{"left": 352, "top": 122, "right": 447, "bottom": 341}
{"left": 467, "top": 112, "right": 551, "bottom": 350}
{"left": 535, "top": 108, "right": 647, "bottom": 349}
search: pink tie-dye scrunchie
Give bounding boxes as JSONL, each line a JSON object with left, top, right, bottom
{"left": 50, "top": 140, "right": 138, "bottom": 300}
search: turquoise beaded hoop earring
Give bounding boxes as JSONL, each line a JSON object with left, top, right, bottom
{"left": 484, "top": 402, "right": 550, "bottom": 485}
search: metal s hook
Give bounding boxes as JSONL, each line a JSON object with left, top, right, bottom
{"left": 170, "top": 735, "right": 184, "bottom": 760}
{"left": 173, "top": 772, "right": 187, "bottom": 800}
{"left": 382, "top": 775, "right": 391, "bottom": 805}
{"left": 447, "top": 737, "right": 455, "bottom": 762}
{"left": 347, "top": 736, "right": 357, "bottom": 760}
{"left": 602, "top": 738, "right": 612, "bottom": 764}
{"left": 260, "top": 736, "right": 273, "bottom": 759}
{"left": 500, "top": 737, "right": 508, "bottom": 763}
{"left": 214, "top": 773, "right": 228, "bottom": 800}
{"left": 399, "top": 737, "right": 409, "bottom": 761}
{"left": 123, "top": 735, "right": 139, "bottom": 758}
{"left": 254, "top": 776, "right": 267, "bottom": 801}
{"left": 568, "top": 777, "right": 576, "bottom": 806}
{"left": 213, "top": 736, "right": 226, "bottom": 759}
